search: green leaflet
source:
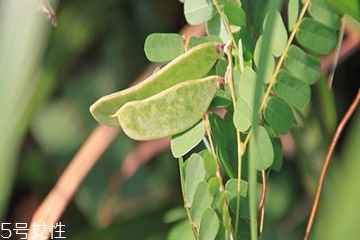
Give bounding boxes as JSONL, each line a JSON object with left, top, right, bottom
{"left": 168, "top": 220, "right": 194, "bottom": 240}
{"left": 251, "top": 125, "right": 274, "bottom": 171}
{"left": 264, "top": 10, "right": 288, "bottom": 57}
{"left": 184, "top": 0, "right": 216, "bottom": 25}
{"left": 190, "top": 181, "right": 214, "bottom": 228}
{"left": 199, "top": 208, "right": 220, "bottom": 240}
{"left": 225, "top": 179, "right": 249, "bottom": 218}
{"left": 284, "top": 45, "right": 321, "bottom": 84}
{"left": 171, "top": 120, "right": 205, "bottom": 158}
{"left": 296, "top": 17, "right": 337, "bottom": 55}
{"left": 207, "top": 13, "right": 231, "bottom": 43}
{"left": 287, "top": 0, "right": 299, "bottom": 31}
{"left": 308, "top": 0, "right": 341, "bottom": 30}
{"left": 144, "top": 33, "right": 184, "bottom": 62}
{"left": 90, "top": 42, "right": 221, "bottom": 126}
{"left": 188, "top": 36, "right": 223, "bottom": 49}
{"left": 116, "top": 76, "right": 220, "bottom": 141}
{"left": 238, "top": 67, "right": 260, "bottom": 107}
{"left": 325, "top": 0, "right": 359, "bottom": 21}
{"left": 224, "top": 1, "right": 246, "bottom": 27}
{"left": 264, "top": 97, "right": 295, "bottom": 135}
{"left": 274, "top": 70, "right": 311, "bottom": 110}
{"left": 308, "top": 0, "right": 342, "bottom": 30}
{"left": 184, "top": 154, "right": 207, "bottom": 208}
{"left": 233, "top": 97, "right": 253, "bottom": 133}
{"left": 271, "top": 137, "right": 283, "bottom": 171}
{"left": 254, "top": 35, "right": 275, "bottom": 83}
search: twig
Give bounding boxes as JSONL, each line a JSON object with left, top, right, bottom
{"left": 304, "top": 88, "right": 360, "bottom": 240}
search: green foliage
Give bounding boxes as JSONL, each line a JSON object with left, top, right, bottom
{"left": 88, "top": 0, "right": 351, "bottom": 239}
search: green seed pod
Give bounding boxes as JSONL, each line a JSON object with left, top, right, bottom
{"left": 116, "top": 76, "right": 221, "bottom": 141}
{"left": 90, "top": 42, "right": 222, "bottom": 126}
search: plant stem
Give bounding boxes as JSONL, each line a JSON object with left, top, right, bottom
{"left": 212, "top": 0, "right": 239, "bottom": 54}
{"left": 178, "top": 158, "right": 199, "bottom": 239}
{"left": 224, "top": 41, "right": 243, "bottom": 238}
{"left": 304, "top": 88, "right": 360, "bottom": 240}
{"left": 204, "top": 116, "right": 235, "bottom": 239}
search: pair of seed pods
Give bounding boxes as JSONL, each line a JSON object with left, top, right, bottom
{"left": 90, "top": 42, "right": 223, "bottom": 140}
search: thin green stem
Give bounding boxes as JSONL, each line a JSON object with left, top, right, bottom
{"left": 212, "top": 0, "right": 239, "bottom": 54}
{"left": 178, "top": 158, "right": 199, "bottom": 239}
{"left": 224, "top": 42, "right": 243, "bottom": 238}
{"left": 204, "top": 117, "right": 234, "bottom": 239}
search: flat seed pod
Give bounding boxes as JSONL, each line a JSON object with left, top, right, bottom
{"left": 116, "top": 76, "right": 220, "bottom": 141}
{"left": 90, "top": 42, "right": 221, "bottom": 126}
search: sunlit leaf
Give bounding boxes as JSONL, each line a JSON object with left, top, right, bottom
{"left": 274, "top": 70, "right": 311, "bottom": 110}
{"left": 284, "top": 45, "right": 321, "bottom": 84}
{"left": 296, "top": 17, "right": 337, "bottom": 55}
{"left": 144, "top": 33, "right": 184, "bottom": 62}
{"left": 171, "top": 121, "right": 205, "bottom": 158}
{"left": 264, "top": 97, "right": 294, "bottom": 134}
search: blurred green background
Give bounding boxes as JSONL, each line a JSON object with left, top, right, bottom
{"left": 0, "top": 0, "right": 359, "bottom": 239}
